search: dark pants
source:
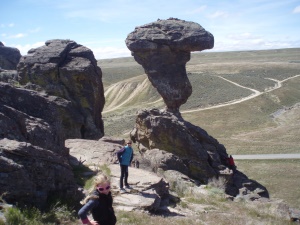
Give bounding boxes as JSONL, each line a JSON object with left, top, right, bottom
{"left": 120, "top": 165, "right": 129, "bottom": 188}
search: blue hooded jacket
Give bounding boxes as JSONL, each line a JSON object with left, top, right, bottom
{"left": 117, "top": 146, "right": 133, "bottom": 166}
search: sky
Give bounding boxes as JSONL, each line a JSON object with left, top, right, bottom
{"left": 1, "top": 0, "right": 300, "bottom": 59}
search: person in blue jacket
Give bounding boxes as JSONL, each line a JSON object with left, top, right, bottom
{"left": 117, "top": 140, "right": 133, "bottom": 193}
{"left": 78, "top": 174, "right": 116, "bottom": 225}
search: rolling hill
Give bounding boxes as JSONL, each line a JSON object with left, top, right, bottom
{"left": 98, "top": 48, "right": 300, "bottom": 155}
{"left": 98, "top": 48, "right": 300, "bottom": 208}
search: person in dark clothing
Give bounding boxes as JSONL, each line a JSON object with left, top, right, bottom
{"left": 228, "top": 155, "right": 236, "bottom": 171}
{"left": 78, "top": 174, "right": 116, "bottom": 225}
{"left": 116, "top": 140, "right": 133, "bottom": 193}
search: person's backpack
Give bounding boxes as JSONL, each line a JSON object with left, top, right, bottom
{"left": 116, "top": 147, "right": 125, "bottom": 163}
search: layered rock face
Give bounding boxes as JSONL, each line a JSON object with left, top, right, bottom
{"left": 130, "top": 109, "right": 227, "bottom": 181}
{"left": 126, "top": 18, "right": 214, "bottom": 112}
{"left": 0, "top": 40, "right": 105, "bottom": 207}
{"left": 0, "top": 138, "right": 78, "bottom": 207}
{"left": 18, "top": 39, "right": 105, "bottom": 139}
{"left": 0, "top": 83, "right": 82, "bottom": 206}
{"left": 0, "top": 41, "right": 21, "bottom": 70}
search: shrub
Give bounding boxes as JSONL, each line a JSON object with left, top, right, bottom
{"left": 207, "top": 176, "right": 227, "bottom": 191}
{"left": 3, "top": 202, "right": 78, "bottom": 225}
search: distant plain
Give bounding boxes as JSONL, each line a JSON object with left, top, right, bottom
{"left": 98, "top": 48, "right": 300, "bottom": 207}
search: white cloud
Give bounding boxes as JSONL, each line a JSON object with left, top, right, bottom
{"left": 227, "top": 33, "right": 261, "bottom": 40}
{"left": 11, "top": 41, "right": 130, "bottom": 59}
{"left": 1, "top": 33, "right": 7, "bottom": 37}
{"left": 208, "top": 11, "right": 229, "bottom": 19}
{"left": 14, "top": 42, "right": 45, "bottom": 55}
{"left": 10, "top": 33, "right": 27, "bottom": 38}
{"left": 89, "top": 46, "right": 131, "bottom": 59}
{"left": 212, "top": 38, "right": 294, "bottom": 52}
{"left": 65, "top": 9, "right": 119, "bottom": 21}
{"left": 293, "top": 5, "right": 300, "bottom": 13}
{"left": 185, "top": 6, "right": 207, "bottom": 15}
{"left": 0, "top": 23, "right": 15, "bottom": 28}
{"left": 29, "top": 27, "right": 41, "bottom": 33}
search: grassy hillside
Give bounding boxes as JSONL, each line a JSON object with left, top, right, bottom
{"left": 99, "top": 48, "right": 300, "bottom": 143}
{"left": 182, "top": 76, "right": 300, "bottom": 154}
{"left": 236, "top": 159, "right": 300, "bottom": 209}
{"left": 97, "top": 48, "right": 300, "bottom": 209}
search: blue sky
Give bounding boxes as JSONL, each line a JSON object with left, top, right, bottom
{"left": 1, "top": 0, "right": 300, "bottom": 59}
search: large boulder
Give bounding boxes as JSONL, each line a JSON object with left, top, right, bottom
{"left": 126, "top": 18, "right": 214, "bottom": 113}
{"left": 18, "top": 39, "right": 105, "bottom": 139}
{"left": 0, "top": 42, "right": 21, "bottom": 70}
{"left": 130, "top": 109, "right": 226, "bottom": 182}
{"left": 0, "top": 83, "right": 85, "bottom": 207}
{"left": 0, "top": 138, "right": 80, "bottom": 208}
{"left": 0, "top": 39, "right": 106, "bottom": 207}
{"left": 66, "top": 136, "right": 125, "bottom": 166}
{"left": 129, "top": 108, "right": 269, "bottom": 198}
{"left": 0, "top": 82, "right": 82, "bottom": 153}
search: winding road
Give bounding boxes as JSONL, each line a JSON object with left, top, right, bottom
{"left": 233, "top": 154, "right": 300, "bottom": 160}
{"left": 181, "top": 74, "right": 300, "bottom": 114}
{"left": 103, "top": 74, "right": 300, "bottom": 114}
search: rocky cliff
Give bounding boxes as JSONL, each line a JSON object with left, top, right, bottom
{"left": 0, "top": 39, "right": 105, "bottom": 207}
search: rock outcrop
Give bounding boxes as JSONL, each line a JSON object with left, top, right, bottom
{"left": 0, "top": 40, "right": 104, "bottom": 207}
{"left": 0, "top": 82, "right": 82, "bottom": 154}
{"left": 67, "top": 137, "right": 170, "bottom": 212}
{"left": 18, "top": 39, "right": 105, "bottom": 139}
{"left": 129, "top": 109, "right": 269, "bottom": 198}
{"left": 125, "top": 18, "right": 214, "bottom": 113}
{"left": 0, "top": 42, "right": 21, "bottom": 70}
{"left": 0, "top": 83, "right": 84, "bottom": 207}
{"left": 109, "top": 164, "right": 169, "bottom": 212}
{"left": 0, "top": 138, "right": 79, "bottom": 208}
{"left": 126, "top": 19, "right": 268, "bottom": 200}
{"left": 66, "top": 136, "right": 124, "bottom": 166}
{"left": 67, "top": 137, "right": 269, "bottom": 213}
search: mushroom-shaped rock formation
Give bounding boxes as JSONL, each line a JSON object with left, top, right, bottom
{"left": 125, "top": 18, "right": 214, "bottom": 113}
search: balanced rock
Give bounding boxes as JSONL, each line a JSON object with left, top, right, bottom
{"left": 0, "top": 42, "right": 21, "bottom": 70}
{"left": 18, "top": 39, "right": 105, "bottom": 139}
{"left": 126, "top": 18, "right": 214, "bottom": 112}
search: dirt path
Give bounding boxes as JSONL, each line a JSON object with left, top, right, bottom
{"left": 234, "top": 153, "right": 300, "bottom": 160}
{"left": 103, "top": 74, "right": 299, "bottom": 114}
{"left": 181, "top": 74, "right": 300, "bottom": 114}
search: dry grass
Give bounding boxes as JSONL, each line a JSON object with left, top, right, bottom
{"left": 114, "top": 185, "right": 292, "bottom": 225}
{"left": 236, "top": 159, "right": 300, "bottom": 208}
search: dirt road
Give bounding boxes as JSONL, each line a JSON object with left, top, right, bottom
{"left": 233, "top": 153, "right": 300, "bottom": 160}
{"left": 181, "top": 74, "right": 300, "bottom": 114}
